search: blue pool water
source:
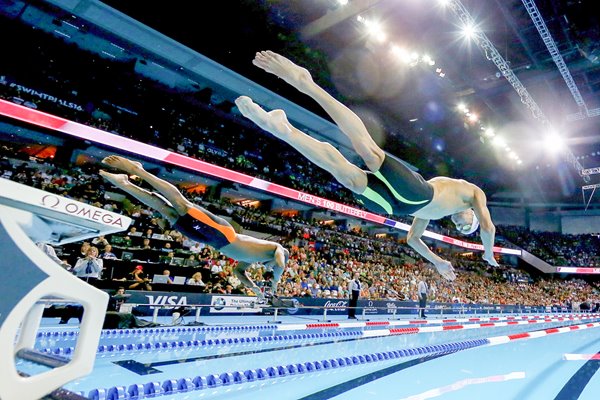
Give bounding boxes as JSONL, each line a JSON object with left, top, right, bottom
{"left": 22, "top": 313, "right": 600, "bottom": 399}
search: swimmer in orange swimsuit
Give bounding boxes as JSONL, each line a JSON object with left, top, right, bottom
{"left": 100, "top": 155, "right": 287, "bottom": 302}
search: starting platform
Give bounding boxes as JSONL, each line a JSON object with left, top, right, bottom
{"left": 0, "top": 178, "right": 131, "bottom": 400}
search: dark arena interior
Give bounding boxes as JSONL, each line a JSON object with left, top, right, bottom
{"left": 1, "top": 1, "right": 600, "bottom": 399}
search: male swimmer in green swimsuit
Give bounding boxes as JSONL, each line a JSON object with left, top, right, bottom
{"left": 235, "top": 51, "right": 500, "bottom": 281}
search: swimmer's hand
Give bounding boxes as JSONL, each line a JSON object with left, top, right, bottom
{"left": 433, "top": 260, "right": 456, "bottom": 281}
{"left": 483, "top": 253, "right": 500, "bottom": 267}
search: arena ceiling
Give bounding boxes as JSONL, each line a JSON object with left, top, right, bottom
{"left": 96, "top": 0, "right": 600, "bottom": 206}
{"left": 8, "top": 0, "right": 600, "bottom": 207}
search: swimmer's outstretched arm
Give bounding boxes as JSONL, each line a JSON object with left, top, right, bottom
{"left": 407, "top": 218, "right": 456, "bottom": 281}
{"left": 471, "top": 188, "right": 499, "bottom": 267}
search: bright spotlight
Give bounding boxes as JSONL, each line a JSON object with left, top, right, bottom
{"left": 544, "top": 134, "right": 564, "bottom": 154}
{"left": 362, "top": 18, "right": 387, "bottom": 43}
{"left": 483, "top": 128, "right": 495, "bottom": 138}
{"left": 391, "top": 46, "right": 412, "bottom": 63}
{"left": 491, "top": 136, "right": 506, "bottom": 148}
{"left": 462, "top": 23, "right": 477, "bottom": 40}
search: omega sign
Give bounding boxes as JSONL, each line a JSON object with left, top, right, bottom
{"left": 41, "top": 194, "right": 125, "bottom": 228}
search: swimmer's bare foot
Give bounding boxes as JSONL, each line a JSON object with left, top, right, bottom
{"left": 235, "top": 96, "right": 293, "bottom": 140}
{"left": 253, "top": 51, "right": 314, "bottom": 94}
{"left": 101, "top": 155, "right": 143, "bottom": 175}
{"left": 99, "top": 170, "right": 130, "bottom": 189}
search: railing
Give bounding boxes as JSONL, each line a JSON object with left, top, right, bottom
{"left": 114, "top": 301, "right": 589, "bottom": 325}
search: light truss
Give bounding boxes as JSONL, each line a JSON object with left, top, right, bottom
{"left": 582, "top": 183, "right": 600, "bottom": 210}
{"left": 582, "top": 167, "right": 600, "bottom": 176}
{"left": 522, "top": 0, "right": 600, "bottom": 120}
{"left": 521, "top": 0, "right": 589, "bottom": 115}
{"left": 447, "top": 0, "right": 590, "bottom": 183}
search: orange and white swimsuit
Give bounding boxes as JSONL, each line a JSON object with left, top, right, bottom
{"left": 172, "top": 207, "right": 237, "bottom": 249}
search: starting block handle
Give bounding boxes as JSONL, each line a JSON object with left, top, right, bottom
{"left": 0, "top": 206, "right": 109, "bottom": 400}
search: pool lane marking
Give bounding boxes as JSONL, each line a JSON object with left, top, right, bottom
{"left": 297, "top": 353, "right": 455, "bottom": 400}
{"left": 114, "top": 335, "right": 367, "bottom": 374}
{"left": 279, "top": 314, "right": 600, "bottom": 331}
{"left": 113, "top": 321, "right": 600, "bottom": 376}
{"left": 563, "top": 353, "right": 600, "bottom": 361}
{"left": 301, "top": 322, "right": 600, "bottom": 400}
{"left": 555, "top": 351, "right": 600, "bottom": 400}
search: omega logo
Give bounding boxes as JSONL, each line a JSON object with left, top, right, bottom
{"left": 40, "top": 194, "right": 124, "bottom": 227}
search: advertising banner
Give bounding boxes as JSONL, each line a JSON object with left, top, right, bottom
{"left": 117, "top": 291, "right": 546, "bottom": 317}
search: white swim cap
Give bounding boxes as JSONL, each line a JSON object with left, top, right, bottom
{"left": 461, "top": 211, "right": 479, "bottom": 235}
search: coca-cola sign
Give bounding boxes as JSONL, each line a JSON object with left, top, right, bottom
{"left": 324, "top": 300, "right": 348, "bottom": 312}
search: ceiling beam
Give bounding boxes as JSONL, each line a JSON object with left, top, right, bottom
{"left": 300, "top": 0, "right": 381, "bottom": 40}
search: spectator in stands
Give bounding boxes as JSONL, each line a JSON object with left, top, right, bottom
{"left": 92, "top": 235, "right": 109, "bottom": 248}
{"left": 72, "top": 245, "right": 103, "bottom": 282}
{"left": 165, "top": 229, "right": 182, "bottom": 242}
{"left": 224, "top": 284, "right": 235, "bottom": 295}
{"left": 160, "top": 241, "right": 173, "bottom": 253}
{"left": 100, "top": 155, "right": 288, "bottom": 303}
{"left": 100, "top": 244, "right": 118, "bottom": 260}
{"left": 310, "top": 282, "right": 321, "bottom": 297}
{"left": 189, "top": 242, "right": 203, "bottom": 254}
{"left": 227, "top": 270, "right": 242, "bottom": 289}
{"left": 236, "top": 51, "right": 502, "bottom": 281}
{"left": 162, "top": 269, "right": 174, "bottom": 284}
{"left": 68, "top": 241, "right": 90, "bottom": 266}
{"left": 124, "top": 265, "right": 152, "bottom": 291}
{"left": 141, "top": 237, "right": 152, "bottom": 250}
{"left": 184, "top": 254, "right": 199, "bottom": 267}
{"left": 186, "top": 272, "right": 206, "bottom": 287}
{"left": 161, "top": 251, "right": 176, "bottom": 265}
{"left": 211, "top": 255, "right": 226, "bottom": 277}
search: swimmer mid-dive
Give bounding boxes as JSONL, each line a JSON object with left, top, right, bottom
{"left": 236, "top": 50, "right": 500, "bottom": 281}
{"left": 99, "top": 155, "right": 288, "bottom": 301}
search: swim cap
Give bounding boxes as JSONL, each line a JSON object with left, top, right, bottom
{"left": 461, "top": 211, "right": 479, "bottom": 235}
